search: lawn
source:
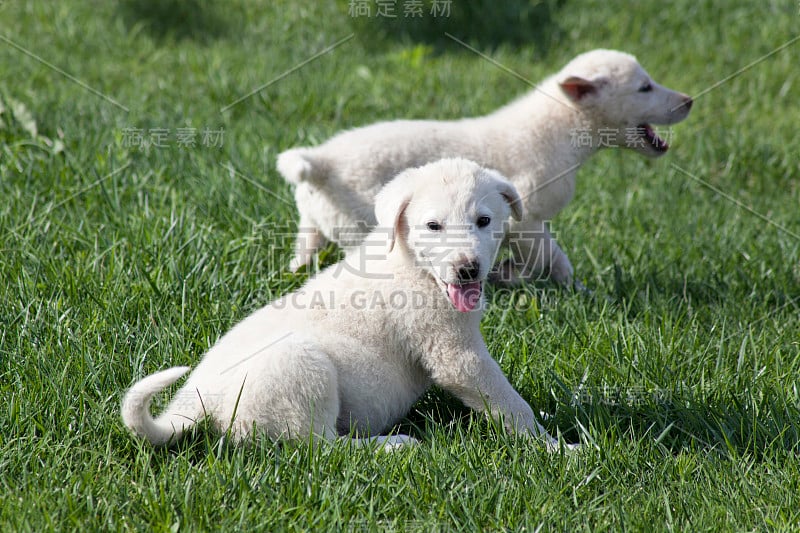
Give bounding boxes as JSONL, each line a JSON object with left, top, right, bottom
{"left": 1, "top": 0, "right": 799, "bottom": 530}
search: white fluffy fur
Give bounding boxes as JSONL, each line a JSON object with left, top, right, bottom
{"left": 122, "top": 159, "right": 571, "bottom": 451}
{"left": 277, "top": 49, "right": 693, "bottom": 284}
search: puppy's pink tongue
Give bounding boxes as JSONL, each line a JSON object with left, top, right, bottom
{"left": 447, "top": 282, "right": 482, "bottom": 312}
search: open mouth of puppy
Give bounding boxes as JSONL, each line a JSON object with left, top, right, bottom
{"left": 638, "top": 123, "right": 669, "bottom": 153}
{"left": 444, "top": 281, "right": 483, "bottom": 312}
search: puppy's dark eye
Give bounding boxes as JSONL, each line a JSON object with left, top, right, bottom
{"left": 638, "top": 83, "right": 653, "bottom": 92}
{"left": 426, "top": 221, "right": 443, "bottom": 231}
{"left": 476, "top": 216, "right": 491, "bottom": 228}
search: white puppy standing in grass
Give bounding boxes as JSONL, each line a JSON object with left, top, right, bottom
{"left": 277, "top": 49, "right": 693, "bottom": 285}
{"left": 122, "top": 159, "right": 573, "bottom": 450}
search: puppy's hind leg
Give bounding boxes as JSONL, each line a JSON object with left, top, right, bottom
{"left": 239, "top": 345, "right": 341, "bottom": 443}
{"left": 496, "top": 221, "right": 574, "bottom": 286}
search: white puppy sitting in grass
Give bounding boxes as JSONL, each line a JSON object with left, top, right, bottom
{"left": 122, "top": 159, "right": 573, "bottom": 451}
{"left": 277, "top": 49, "right": 693, "bottom": 286}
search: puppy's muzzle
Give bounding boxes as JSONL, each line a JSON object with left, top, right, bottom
{"left": 456, "top": 261, "right": 481, "bottom": 284}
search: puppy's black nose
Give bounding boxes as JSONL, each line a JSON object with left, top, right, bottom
{"left": 457, "top": 261, "right": 481, "bottom": 283}
{"left": 682, "top": 96, "right": 693, "bottom": 110}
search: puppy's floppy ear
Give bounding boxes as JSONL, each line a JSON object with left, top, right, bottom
{"left": 485, "top": 169, "right": 524, "bottom": 221}
{"left": 374, "top": 173, "right": 414, "bottom": 253}
{"left": 559, "top": 75, "right": 607, "bottom": 101}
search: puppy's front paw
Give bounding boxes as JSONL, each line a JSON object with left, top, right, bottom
{"left": 375, "top": 434, "right": 420, "bottom": 451}
{"left": 544, "top": 440, "right": 581, "bottom": 453}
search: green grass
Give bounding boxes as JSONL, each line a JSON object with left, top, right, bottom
{"left": 2, "top": 0, "right": 799, "bottom": 530}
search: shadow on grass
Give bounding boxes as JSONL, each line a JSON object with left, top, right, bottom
{"left": 606, "top": 265, "right": 799, "bottom": 321}
{"left": 348, "top": 0, "right": 566, "bottom": 53}
{"left": 119, "top": 386, "right": 800, "bottom": 463}
{"left": 609, "top": 265, "right": 728, "bottom": 310}
{"left": 556, "top": 387, "right": 800, "bottom": 459}
{"left": 405, "top": 378, "right": 800, "bottom": 458}
{"left": 116, "top": 0, "right": 230, "bottom": 43}
{"left": 400, "top": 387, "right": 474, "bottom": 436}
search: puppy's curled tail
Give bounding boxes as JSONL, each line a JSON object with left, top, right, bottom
{"left": 276, "top": 148, "right": 327, "bottom": 185}
{"left": 121, "top": 366, "right": 198, "bottom": 447}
